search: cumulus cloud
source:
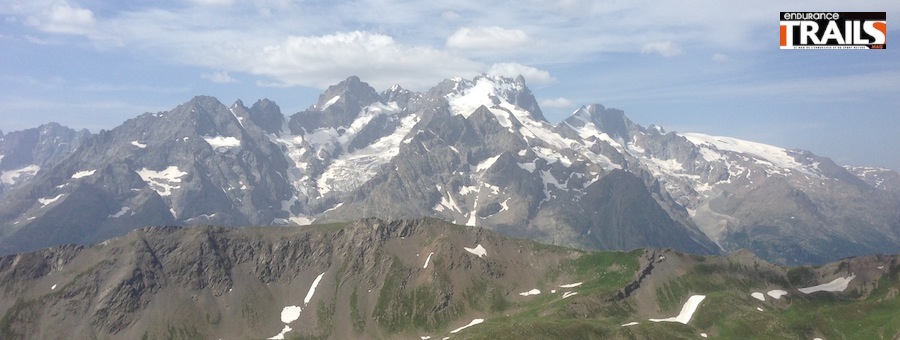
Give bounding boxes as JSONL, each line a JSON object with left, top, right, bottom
{"left": 487, "top": 62, "right": 554, "bottom": 85}
{"left": 540, "top": 97, "right": 574, "bottom": 108}
{"left": 446, "top": 26, "right": 531, "bottom": 50}
{"left": 641, "top": 41, "right": 682, "bottom": 57}
{"left": 202, "top": 71, "right": 238, "bottom": 84}
{"left": 217, "top": 31, "right": 481, "bottom": 90}
{"left": 27, "top": 3, "right": 96, "bottom": 36}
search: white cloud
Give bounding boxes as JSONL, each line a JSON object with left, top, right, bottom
{"left": 487, "top": 62, "right": 554, "bottom": 85}
{"left": 446, "top": 26, "right": 530, "bottom": 50}
{"left": 218, "top": 31, "right": 481, "bottom": 90}
{"left": 712, "top": 53, "right": 728, "bottom": 63}
{"left": 202, "top": 71, "right": 238, "bottom": 84}
{"left": 540, "top": 97, "right": 574, "bottom": 108}
{"left": 641, "top": 41, "right": 681, "bottom": 57}
{"left": 27, "top": 3, "right": 96, "bottom": 36}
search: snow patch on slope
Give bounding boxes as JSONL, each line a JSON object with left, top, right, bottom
{"left": 280, "top": 306, "right": 302, "bottom": 323}
{"left": 108, "top": 206, "right": 131, "bottom": 218}
{"left": 423, "top": 252, "right": 434, "bottom": 269}
{"left": 137, "top": 166, "right": 188, "bottom": 196}
{"left": 767, "top": 290, "right": 788, "bottom": 299}
{"left": 798, "top": 274, "right": 855, "bottom": 294}
{"left": 751, "top": 292, "right": 765, "bottom": 301}
{"left": 681, "top": 133, "right": 817, "bottom": 176}
{"left": 38, "top": 194, "right": 64, "bottom": 207}
{"left": 1, "top": 165, "right": 40, "bottom": 185}
{"left": 203, "top": 135, "right": 241, "bottom": 151}
{"left": 317, "top": 103, "right": 415, "bottom": 195}
{"left": 475, "top": 154, "right": 502, "bottom": 172}
{"left": 649, "top": 295, "right": 705, "bottom": 324}
{"left": 518, "top": 289, "right": 541, "bottom": 296}
{"left": 450, "top": 318, "right": 484, "bottom": 334}
{"left": 304, "top": 272, "right": 325, "bottom": 305}
{"left": 464, "top": 244, "right": 487, "bottom": 257}
{"left": 268, "top": 325, "right": 292, "bottom": 340}
{"left": 71, "top": 170, "right": 96, "bottom": 179}
{"left": 320, "top": 95, "right": 340, "bottom": 110}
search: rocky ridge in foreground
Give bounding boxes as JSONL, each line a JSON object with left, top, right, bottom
{"left": 0, "top": 218, "right": 896, "bottom": 339}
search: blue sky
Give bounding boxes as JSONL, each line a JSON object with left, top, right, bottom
{"left": 1, "top": 0, "right": 898, "bottom": 170}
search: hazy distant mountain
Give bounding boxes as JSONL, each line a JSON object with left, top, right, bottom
{"left": 0, "top": 123, "right": 90, "bottom": 197}
{"left": 0, "top": 75, "right": 897, "bottom": 264}
{"left": 0, "top": 219, "right": 895, "bottom": 339}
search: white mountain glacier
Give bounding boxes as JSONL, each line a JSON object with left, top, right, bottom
{"left": 0, "top": 75, "right": 897, "bottom": 264}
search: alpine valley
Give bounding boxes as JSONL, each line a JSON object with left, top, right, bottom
{"left": 1, "top": 75, "right": 899, "bottom": 266}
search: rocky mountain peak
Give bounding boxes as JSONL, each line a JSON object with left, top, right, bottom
{"left": 0, "top": 123, "right": 89, "bottom": 171}
{"left": 568, "top": 104, "right": 633, "bottom": 141}
{"left": 314, "top": 76, "right": 382, "bottom": 112}
{"left": 381, "top": 84, "right": 413, "bottom": 107}
{"left": 290, "top": 76, "right": 384, "bottom": 133}
{"left": 248, "top": 99, "right": 285, "bottom": 135}
{"left": 184, "top": 95, "right": 226, "bottom": 113}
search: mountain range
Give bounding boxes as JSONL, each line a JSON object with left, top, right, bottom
{"left": 0, "top": 75, "right": 898, "bottom": 264}
{"left": 0, "top": 218, "right": 896, "bottom": 339}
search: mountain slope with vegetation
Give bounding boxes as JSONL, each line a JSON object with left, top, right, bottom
{"left": 0, "top": 218, "right": 896, "bottom": 339}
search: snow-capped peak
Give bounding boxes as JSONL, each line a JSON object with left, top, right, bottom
{"left": 680, "top": 133, "right": 816, "bottom": 175}
{"left": 445, "top": 74, "right": 545, "bottom": 124}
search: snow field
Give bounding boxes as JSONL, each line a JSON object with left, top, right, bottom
{"left": 136, "top": 166, "right": 188, "bottom": 196}
{"left": 71, "top": 170, "right": 96, "bottom": 179}
{"left": 518, "top": 289, "right": 540, "bottom": 296}
{"left": 649, "top": 295, "right": 706, "bottom": 324}
{"left": 304, "top": 273, "right": 325, "bottom": 306}
{"left": 767, "top": 290, "right": 788, "bottom": 299}
{"left": 751, "top": 292, "right": 765, "bottom": 301}
{"left": 108, "top": 207, "right": 131, "bottom": 218}
{"left": 203, "top": 135, "right": 241, "bottom": 149}
{"left": 268, "top": 325, "right": 292, "bottom": 340}
{"left": 316, "top": 107, "right": 416, "bottom": 195}
{"left": 798, "top": 274, "right": 855, "bottom": 294}
{"left": 268, "top": 272, "right": 325, "bottom": 339}
{"left": 681, "top": 133, "right": 819, "bottom": 177}
{"left": 38, "top": 194, "right": 64, "bottom": 207}
{"left": 320, "top": 95, "right": 340, "bottom": 110}
{"left": 1, "top": 165, "right": 40, "bottom": 185}
{"left": 450, "top": 318, "right": 484, "bottom": 334}
{"left": 464, "top": 244, "right": 487, "bottom": 257}
{"left": 280, "top": 306, "right": 302, "bottom": 323}
{"left": 423, "top": 252, "right": 434, "bottom": 269}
